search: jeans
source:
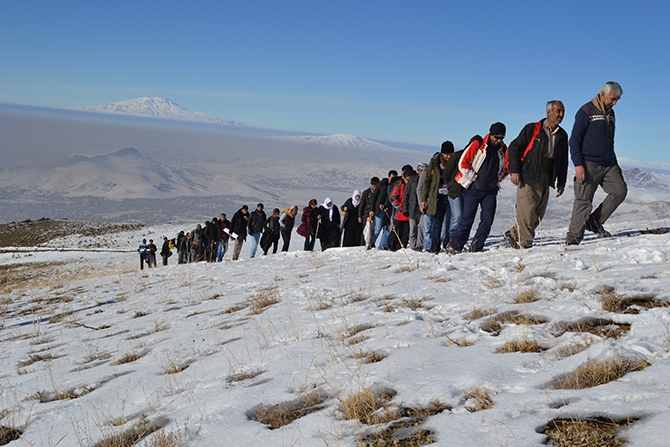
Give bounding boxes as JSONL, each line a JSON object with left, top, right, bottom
{"left": 216, "top": 238, "right": 229, "bottom": 262}
{"left": 372, "top": 210, "right": 390, "bottom": 249}
{"left": 249, "top": 232, "right": 261, "bottom": 258}
{"left": 452, "top": 188, "right": 498, "bottom": 252}
{"left": 422, "top": 195, "right": 448, "bottom": 252}
{"left": 447, "top": 194, "right": 463, "bottom": 240}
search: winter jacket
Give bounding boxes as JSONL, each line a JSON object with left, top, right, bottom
{"left": 219, "top": 218, "right": 231, "bottom": 240}
{"left": 421, "top": 151, "right": 463, "bottom": 215}
{"left": 230, "top": 209, "right": 249, "bottom": 241}
{"left": 403, "top": 172, "right": 421, "bottom": 220}
{"left": 508, "top": 118, "right": 569, "bottom": 189}
{"left": 455, "top": 134, "right": 508, "bottom": 189}
{"left": 390, "top": 179, "right": 409, "bottom": 222}
{"left": 263, "top": 216, "right": 280, "bottom": 238}
{"left": 297, "top": 206, "right": 316, "bottom": 238}
{"left": 248, "top": 210, "right": 267, "bottom": 234}
{"left": 570, "top": 96, "right": 617, "bottom": 166}
{"left": 358, "top": 186, "right": 376, "bottom": 220}
{"left": 278, "top": 211, "right": 295, "bottom": 232}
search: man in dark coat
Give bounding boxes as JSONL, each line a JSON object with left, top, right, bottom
{"left": 371, "top": 170, "right": 398, "bottom": 250}
{"left": 505, "top": 100, "right": 569, "bottom": 249}
{"left": 217, "top": 213, "right": 231, "bottom": 262}
{"left": 248, "top": 203, "right": 267, "bottom": 258}
{"left": 230, "top": 205, "right": 249, "bottom": 260}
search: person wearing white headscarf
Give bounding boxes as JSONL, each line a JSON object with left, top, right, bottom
{"left": 317, "top": 197, "right": 341, "bottom": 251}
{"left": 341, "top": 190, "right": 364, "bottom": 247}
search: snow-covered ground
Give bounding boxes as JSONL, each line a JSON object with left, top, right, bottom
{"left": 2, "top": 221, "right": 670, "bottom": 446}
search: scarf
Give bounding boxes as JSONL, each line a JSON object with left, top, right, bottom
{"left": 323, "top": 197, "right": 334, "bottom": 220}
{"left": 352, "top": 190, "right": 361, "bottom": 207}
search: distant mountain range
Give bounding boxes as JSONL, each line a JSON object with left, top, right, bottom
{"left": 78, "top": 97, "right": 243, "bottom": 126}
{"left": 280, "top": 133, "right": 387, "bottom": 148}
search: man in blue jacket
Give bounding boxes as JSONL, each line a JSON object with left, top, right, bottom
{"left": 566, "top": 82, "right": 627, "bottom": 245}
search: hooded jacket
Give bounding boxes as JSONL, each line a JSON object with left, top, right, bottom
{"left": 455, "top": 133, "right": 508, "bottom": 189}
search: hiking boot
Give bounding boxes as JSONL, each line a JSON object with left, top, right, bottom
{"left": 585, "top": 216, "right": 611, "bottom": 238}
{"left": 504, "top": 230, "right": 520, "bottom": 249}
{"left": 446, "top": 246, "right": 460, "bottom": 255}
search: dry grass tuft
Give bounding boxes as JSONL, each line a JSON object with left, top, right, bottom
{"left": 463, "top": 387, "right": 494, "bottom": 412}
{"left": 248, "top": 287, "right": 280, "bottom": 314}
{"left": 18, "top": 352, "right": 55, "bottom": 367}
{"left": 353, "top": 349, "right": 388, "bottom": 364}
{"left": 221, "top": 303, "right": 246, "bottom": 314}
{"left": 227, "top": 369, "right": 265, "bottom": 383}
{"left": 598, "top": 289, "right": 669, "bottom": 314}
{"left": 394, "top": 265, "right": 414, "bottom": 274}
{"left": 345, "top": 323, "right": 378, "bottom": 338}
{"left": 343, "top": 334, "right": 368, "bottom": 346}
{"left": 31, "top": 385, "right": 95, "bottom": 403}
{"left": 554, "top": 319, "right": 630, "bottom": 339}
{"left": 308, "top": 297, "right": 332, "bottom": 311}
{"left": 514, "top": 289, "right": 539, "bottom": 304}
{"left": 481, "top": 311, "right": 548, "bottom": 335}
{"left": 133, "top": 311, "right": 148, "bottom": 319}
{"left": 399, "top": 297, "right": 425, "bottom": 309}
{"left": 543, "top": 417, "right": 636, "bottom": 447}
{"left": 0, "top": 425, "right": 23, "bottom": 444}
{"left": 339, "top": 388, "right": 397, "bottom": 425}
{"left": 466, "top": 307, "right": 496, "bottom": 321}
{"left": 444, "top": 335, "right": 474, "bottom": 347}
{"left": 252, "top": 392, "right": 327, "bottom": 429}
{"left": 551, "top": 356, "right": 650, "bottom": 390}
{"left": 94, "top": 414, "right": 161, "bottom": 447}
{"left": 114, "top": 351, "right": 143, "bottom": 365}
{"left": 496, "top": 339, "right": 546, "bottom": 353}
{"left": 359, "top": 398, "right": 449, "bottom": 447}
{"left": 553, "top": 340, "right": 592, "bottom": 359}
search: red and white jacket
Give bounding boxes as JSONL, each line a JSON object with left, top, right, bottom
{"left": 455, "top": 133, "right": 509, "bottom": 189}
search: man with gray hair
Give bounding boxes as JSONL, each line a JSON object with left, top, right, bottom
{"left": 505, "top": 100, "right": 569, "bottom": 249}
{"left": 565, "top": 81, "right": 627, "bottom": 245}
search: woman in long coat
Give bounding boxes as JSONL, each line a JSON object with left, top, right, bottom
{"left": 341, "top": 190, "right": 363, "bottom": 247}
{"left": 317, "top": 197, "right": 341, "bottom": 251}
{"left": 296, "top": 199, "right": 318, "bottom": 251}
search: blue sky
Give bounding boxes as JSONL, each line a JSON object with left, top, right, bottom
{"left": 1, "top": 0, "right": 669, "bottom": 166}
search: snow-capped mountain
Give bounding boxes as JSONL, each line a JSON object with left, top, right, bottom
{"left": 2, "top": 148, "right": 212, "bottom": 199}
{"left": 281, "top": 133, "right": 387, "bottom": 148}
{"left": 78, "top": 97, "right": 243, "bottom": 126}
{"left": 623, "top": 167, "right": 670, "bottom": 192}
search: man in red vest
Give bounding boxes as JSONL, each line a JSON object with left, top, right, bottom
{"left": 505, "top": 101, "right": 569, "bottom": 249}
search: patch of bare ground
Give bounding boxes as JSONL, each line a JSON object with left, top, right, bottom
{"left": 341, "top": 390, "right": 449, "bottom": 447}
{"left": 251, "top": 391, "right": 328, "bottom": 429}
{"left": 598, "top": 289, "right": 669, "bottom": 314}
{"left": 553, "top": 318, "right": 630, "bottom": 339}
{"left": 550, "top": 356, "right": 650, "bottom": 390}
{"left": 542, "top": 417, "right": 637, "bottom": 447}
{"left": 480, "top": 311, "right": 548, "bottom": 335}
{"left": 0, "top": 425, "right": 22, "bottom": 445}
{"left": 0, "top": 218, "right": 143, "bottom": 248}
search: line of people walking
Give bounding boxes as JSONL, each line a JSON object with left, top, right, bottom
{"left": 139, "top": 81, "right": 627, "bottom": 267}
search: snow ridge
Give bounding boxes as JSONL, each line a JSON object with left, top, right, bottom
{"left": 78, "top": 97, "right": 243, "bottom": 126}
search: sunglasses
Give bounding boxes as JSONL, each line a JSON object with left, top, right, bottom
{"left": 492, "top": 134, "right": 505, "bottom": 140}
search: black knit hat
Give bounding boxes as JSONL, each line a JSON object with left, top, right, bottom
{"left": 441, "top": 140, "right": 454, "bottom": 154}
{"left": 489, "top": 122, "right": 506, "bottom": 136}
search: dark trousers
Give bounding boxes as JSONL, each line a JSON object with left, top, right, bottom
{"left": 387, "top": 219, "right": 409, "bottom": 251}
{"left": 452, "top": 187, "right": 498, "bottom": 252}
{"left": 281, "top": 230, "right": 291, "bottom": 252}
